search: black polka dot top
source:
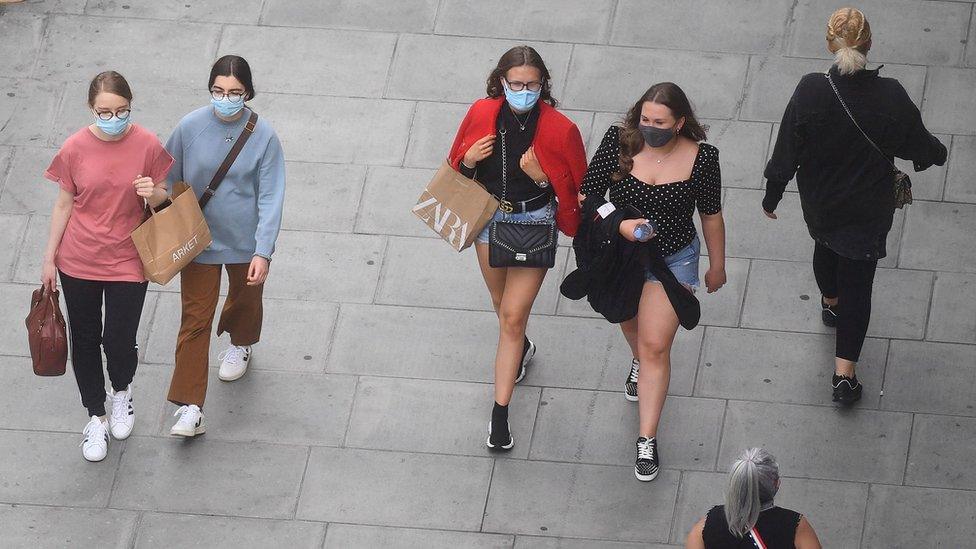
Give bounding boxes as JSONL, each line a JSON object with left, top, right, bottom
{"left": 581, "top": 125, "right": 722, "bottom": 256}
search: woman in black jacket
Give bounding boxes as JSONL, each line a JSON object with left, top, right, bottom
{"left": 763, "top": 8, "right": 946, "bottom": 404}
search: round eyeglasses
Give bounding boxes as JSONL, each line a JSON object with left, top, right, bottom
{"left": 504, "top": 79, "right": 544, "bottom": 93}
{"left": 93, "top": 109, "right": 130, "bottom": 121}
{"left": 211, "top": 90, "right": 245, "bottom": 103}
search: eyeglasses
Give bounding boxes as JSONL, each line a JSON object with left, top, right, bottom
{"left": 504, "top": 78, "right": 544, "bottom": 93}
{"left": 211, "top": 90, "right": 245, "bottom": 103}
{"left": 93, "top": 109, "right": 130, "bottom": 121}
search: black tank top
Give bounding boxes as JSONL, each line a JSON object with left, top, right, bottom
{"left": 702, "top": 505, "right": 801, "bottom": 548}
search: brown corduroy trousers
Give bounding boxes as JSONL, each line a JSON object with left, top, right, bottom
{"left": 167, "top": 262, "right": 263, "bottom": 407}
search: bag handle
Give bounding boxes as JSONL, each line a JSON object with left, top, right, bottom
{"left": 199, "top": 110, "right": 259, "bottom": 209}
{"left": 824, "top": 73, "right": 898, "bottom": 172}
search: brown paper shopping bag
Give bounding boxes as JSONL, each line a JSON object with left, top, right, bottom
{"left": 412, "top": 162, "right": 500, "bottom": 252}
{"left": 130, "top": 182, "right": 212, "bottom": 285}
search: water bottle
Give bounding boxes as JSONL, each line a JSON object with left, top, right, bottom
{"left": 633, "top": 220, "right": 657, "bottom": 242}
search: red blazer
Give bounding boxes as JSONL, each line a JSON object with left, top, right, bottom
{"left": 448, "top": 97, "right": 586, "bottom": 236}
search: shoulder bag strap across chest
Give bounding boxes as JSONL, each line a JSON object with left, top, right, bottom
{"left": 199, "top": 110, "right": 259, "bottom": 209}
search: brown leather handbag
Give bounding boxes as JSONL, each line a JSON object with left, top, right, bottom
{"left": 26, "top": 286, "right": 68, "bottom": 376}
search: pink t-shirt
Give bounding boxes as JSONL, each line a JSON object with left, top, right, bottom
{"left": 45, "top": 124, "right": 174, "bottom": 282}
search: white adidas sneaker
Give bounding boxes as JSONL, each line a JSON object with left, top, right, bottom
{"left": 109, "top": 385, "right": 135, "bottom": 440}
{"left": 81, "top": 416, "right": 109, "bottom": 462}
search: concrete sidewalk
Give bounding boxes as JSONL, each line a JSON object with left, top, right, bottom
{"left": 1, "top": 1, "right": 975, "bottom": 547}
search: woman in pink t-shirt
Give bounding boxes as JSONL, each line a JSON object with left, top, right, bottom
{"left": 41, "top": 71, "right": 173, "bottom": 463}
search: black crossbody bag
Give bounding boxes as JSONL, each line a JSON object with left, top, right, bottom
{"left": 487, "top": 124, "right": 558, "bottom": 268}
{"left": 826, "top": 73, "right": 913, "bottom": 209}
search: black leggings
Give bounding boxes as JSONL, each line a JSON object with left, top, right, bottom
{"left": 59, "top": 271, "right": 148, "bottom": 417}
{"left": 812, "top": 242, "right": 878, "bottom": 362}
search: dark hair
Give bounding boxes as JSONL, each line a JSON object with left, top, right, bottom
{"left": 613, "top": 82, "right": 707, "bottom": 181}
{"left": 485, "top": 46, "right": 557, "bottom": 108}
{"left": 209, "top": 55, "right": 256, "bottom": 100}
{"left": 87, "top": 71, "right": 132, "bottom": 106}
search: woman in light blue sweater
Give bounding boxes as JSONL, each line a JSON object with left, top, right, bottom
{"left": 164, "top": 55, "right": 285, "bottom": 437}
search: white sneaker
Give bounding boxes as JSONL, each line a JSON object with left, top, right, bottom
{"left": 109, "top": 385, "right": 135, "bottom": 440}
{"left": 81, "top": 416, "right": 109, "bottom": 462}
{"left": 170, "top": 405, "right": 206, "bottom": 437}
{"left": 218, "top": 345, "right": 251, "bottom": 381}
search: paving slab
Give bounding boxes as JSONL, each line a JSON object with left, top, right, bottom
{"left": 696, "top": 328, "right": 888, "bottom": 408}
{"left": 0, "top": 213, "right": 28, "bottom": 279}
{"left": 355, "top": 165, "right": 438, "bottom": 238}
{"left": 926, "top": 272, "right": 976, "bottom": 344}
{"left": 0, "top": 504, "right": 137, "bottom": 549}
{"left": 375, "top": 235, "right": 567, "bottom": 314}
{"left": 0, "top": 429, "right": 121, "bottom": 507}
{"left": 0, "top": 12, "right": 44, "bottom": 76}
{"left": 264, "top": 230, "right": 384, "bottom": 302}
{"left": 437, "top": 0, "right": 615, "bottom": 44}
{"left": 85, "top": 0, "right": 264, "bottom": 24}
{"left": 921, "top": 66, "right": 976, "bottom": 135}
{"left": 345, "top": 376, "right": 541, "bottom": 458}
{"left": 701, "top": 120, "right": 771, "bottom": 189}
{"left": 111, "top": 436, "right": 308, "bottom": 519}
{"left": 324, "top": 524, "right": 513, "bottom": 549}
{"left": 945, "top": 135, "right": 976, "bottom": 202}
{"left": 219, "top": 26, "right": 396, "bottom": 98}
{"left": 133, "top": 513, "right": 325, "bottom": 549}
{"left": 862, "top": 484, "right": 976, "bottom": 549}
{"left": 387, "top": 35, "right": 573, "bottom": 103}
{"left": 0, "top": 0, "right": 85, "bottom": 14}
{"left": 34, "top": 15, "right": 220, "bottom": 86}
{"left": 612, "top": 0, "right": 793, "bottom": 54}
{"left": 514, "top": 537, "right": 661, "bottom": 549}
{"left": 788, "top": 0, "right": 970, "bottom": 66}
{"left": 296, "top": 446, "right": 493, "bottom": 530}
{"left": 261, "top": 0, "right": 439, "bottom": 32}
{"left": 882, "top": 340, "right": 976, "bottom": 416}
{"left": 0, "top": 78, "right": 62, "bottom": 146}
{"left": 403, "top": 101, "right": 470, "bottom": 169}
{"left": 281, "top": 161, "right": 366, "bottom": 233}
{"left": 562, "top": 46, "right": 748, "bottom": 118}
{"left": 0, "top": 146, "right": 62, "bottom": 214}
{"left": 900, "top": 200, "right": 976, "bottom": 272}
{"left": 718, "top": 400, "right": 913, "bottom": 484}
{"left": 740, "top": 259, "right": 933, "bottom": 340}
{"left": 144, "top": 292, "right": 339, "bottom": 372}
{"left": 671, "top": 471, "right": 868, "bottom": 547}
{"left": 905, "top": 413, "right": 976, "bottom": 490}
{"left": 529, "top": 389, "right": 724, "bottom": 471}
{"left": 483, "top": 459, "right": 679, "bottom": 543}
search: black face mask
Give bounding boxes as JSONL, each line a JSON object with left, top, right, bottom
{"left": 638, "top": 124, "right": 677, "bottom": 148}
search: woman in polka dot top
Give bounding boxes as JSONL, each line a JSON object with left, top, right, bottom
{"left": 580, "top": 82, "right": 727, "bottom": 482}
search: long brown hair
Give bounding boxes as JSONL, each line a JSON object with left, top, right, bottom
{"left": 87, "top": 71, "right": 132, "bottom": 106}
{"left": 485, "top": 45, "right": 558, "bottom": 108}
{"left": 613, "top": 82, "right": 707, "bottom": 181}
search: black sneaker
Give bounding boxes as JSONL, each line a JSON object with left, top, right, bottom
{"left": 625, "top": 359, "right": 639, "bottom": 402}
{"left": 821, "top": 297, "right": 838, "bottom": 328}
{"left": 635, "top": 437, "right": 659, "bottom": 482}
{"left": 832, "top": 374, "right": 862, "bottom": 404}
{"left": 486, "top": 420, "right": 514, "bottom": 450}
{"left": 515, "top": 338, "right": 536, "bottom": 384}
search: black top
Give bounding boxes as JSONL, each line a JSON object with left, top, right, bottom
{"left": 581, "top": 126, "right": 722, "bottom": 256}
{"left": 702, "top": 505, "right": 801, "bottom": 548}
{"left": 763, "top": 64, "right": 947, "bottom": 260}
{"left": 458, "top": 102, "right": 549, "bottom": 204}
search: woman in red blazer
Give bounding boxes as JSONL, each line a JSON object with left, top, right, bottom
{"left": 447, "top": 46, "right": 586, "bottom": 451}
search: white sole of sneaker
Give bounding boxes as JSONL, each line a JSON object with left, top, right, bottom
{"left": 515, "top": 341, "right": 536, "bottom": 384}
{"left": 111, "top": 426, "right": 133, "bottom": 440}
{"left": 635, "top": 469, "right": 658, "bottom": 482}
{"left": 170, "top": 425, "right": 206, "bottom": 437}
{"left": 624, "top": 392, "right": 639, "bottom": 402}
{"left": 218, "top": 369, "right": 247, "bottom": 382}
{"left": 83, "top": 450, "right": 107, "bottom": 463}
{"left": 485, "top": 421, "right": 514, "bottom": 450}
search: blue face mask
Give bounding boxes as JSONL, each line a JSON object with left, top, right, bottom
{"left": 502, "top": 80, "right": 541, "bottom": 113}
{"left": 94, "top": 113, "right": 130, "bottom": 136}
{"left": 211, "top": 96, "right": 245, "bottom": 118}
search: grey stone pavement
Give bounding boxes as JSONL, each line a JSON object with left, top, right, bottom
{"left": 1, "top": 0, "right": 975, "bottom": 547}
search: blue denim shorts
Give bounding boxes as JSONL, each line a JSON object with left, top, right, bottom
{"left": 476, "top": 204, "right": 553, "bottom": 244}
{"left": 646, "top": 235, "right": 700, "bottom": 290}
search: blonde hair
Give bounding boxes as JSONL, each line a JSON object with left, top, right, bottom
{"left": 826, "top": 8, "right": 872, "bottom": 75}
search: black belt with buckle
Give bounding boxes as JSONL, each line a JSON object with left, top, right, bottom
{"left": 497, "top": 192, "right": 552, "bottom": 214}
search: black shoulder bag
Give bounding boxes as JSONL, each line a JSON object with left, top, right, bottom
{"left": 487, "top": 124, "right": 558, "bottom": 268}
{"left": 825, "top": 73, "right": 913, "bottom": 209}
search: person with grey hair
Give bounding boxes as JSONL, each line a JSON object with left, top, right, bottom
{"left": 685, "top": 448, "right": 821, "bottom": 548}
